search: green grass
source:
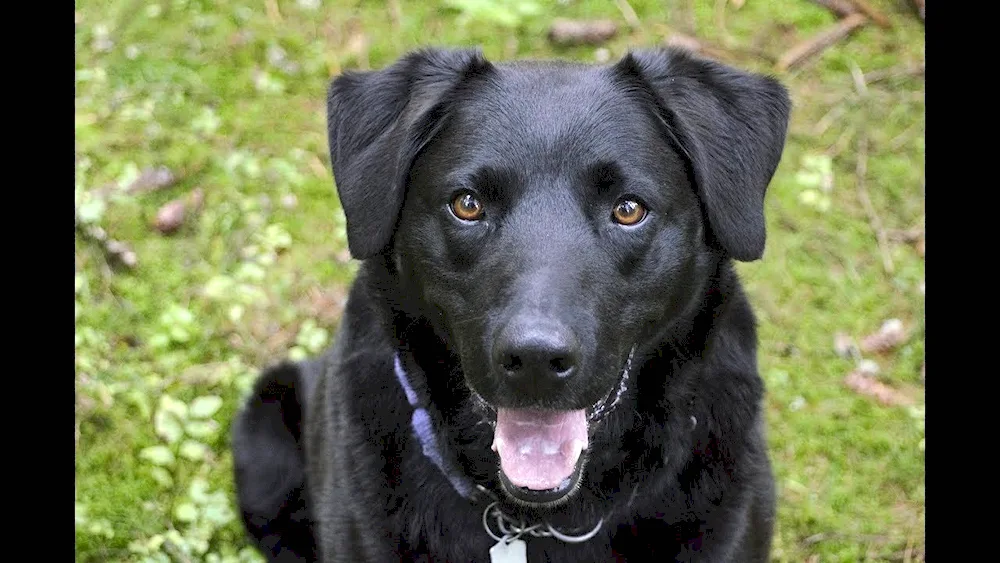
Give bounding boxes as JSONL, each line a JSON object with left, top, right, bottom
{"left": 75, "top": 1, "right": 925, "bottom": 561}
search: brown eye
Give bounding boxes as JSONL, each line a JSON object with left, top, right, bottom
{"left": 612, "top": 199, "right": 647, "bottom": 225}
{"left": 451, "top": 193, "right": 484, "bottom": 221}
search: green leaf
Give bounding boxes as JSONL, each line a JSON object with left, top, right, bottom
{"left": 188, "top": 478, "right": 210, "bottom": 504}
{"left": 203, "top": 275, "right": 234, "bottom": 299}
{"left": 149, "top": 333, "right": 170, "bottom": 349}
{"left": 139, "top": 445, "right": 175, "bottom": 466}
{"left": 174, "top": 502, "right": 198, "bottom": 523}
{"left": 236, "top": 262, "right": 266, "bottom": 282}
{"left": 77, "top": 198, "right": 106, "bottom": 224}
{"left": 228, "top": 304, "right": 245, "bottom": 323}
{"left": 288, "top": 346, "right": 307, "bottom": 362}
{"left": 189, "top": 395, "right": 223, "bottom": 418}
{"left": 149, "top": 466, "right": 174, "bottom": 488}
{"left": 185, "top": 419, "right": 219, "bottom": 438}
{"left": 179, "top": 440, "right": 211, "bottom": 461}
{"left": 126, "top": 389, "right": 152, "bottom": 419}
{"left": 159, "top": 395, "right": 189, "bottom": 420}
{"left": 201, "top": 498, "right": 235, "bottom": 526}
{"left": 169, "top": 325, "right": 191, "bottom": 343}
{"left": 154, "top": 409, "right": 184, "bottom": 444}
{"left": 76, "top": 502, "right": 88, "bottom": 525}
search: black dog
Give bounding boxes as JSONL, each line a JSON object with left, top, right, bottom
{"left": 232, "top": 46, "right": 790, "bottom": 562}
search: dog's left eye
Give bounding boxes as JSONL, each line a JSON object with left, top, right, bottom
{"left": 451, "top": 193, "right": 485, "bottom": 221}
{"left": 612, "top": 198, "right": 647, "bottom": 226}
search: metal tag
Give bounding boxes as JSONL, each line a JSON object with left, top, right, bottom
{"left": 489, "top": 538, "right": 527, "bottom": 563}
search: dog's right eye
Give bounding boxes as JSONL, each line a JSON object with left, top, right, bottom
{"left": 451, "top": 193, "right": 485, "bottom": 222}
{"left": 612, "top": 198, "right": 647, "bottom": 226}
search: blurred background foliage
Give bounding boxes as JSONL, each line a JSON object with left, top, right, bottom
{"left": 75, "top": 0, "right": 924, "bottom": 561}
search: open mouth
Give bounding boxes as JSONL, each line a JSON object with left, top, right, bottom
{"left": 489, "top": 346, "right": 635, "bottom": 506}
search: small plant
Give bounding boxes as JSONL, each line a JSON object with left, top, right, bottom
{"left": 795, "top": 153, "right": 834, "bottom": 212}
{"left": 443, "top": 0, "right": 542, "bottom": 28}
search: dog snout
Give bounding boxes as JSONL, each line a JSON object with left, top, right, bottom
{"left": 493, "top": 316, "right": 581, "bottom": 397}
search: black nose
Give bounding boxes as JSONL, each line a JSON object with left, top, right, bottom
{"left": 494, "top": 317, "right": 581, "bottom": 397}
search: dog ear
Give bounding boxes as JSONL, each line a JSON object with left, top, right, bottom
{"left": 614, "top": 48, "right": 791, "bottom": 261}
{"left": 326, "top": 48, "right": 494, "bottom": 260}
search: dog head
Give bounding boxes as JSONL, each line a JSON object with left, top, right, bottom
{"left": 327, "top": 47, "right": 790, "bottom": 506}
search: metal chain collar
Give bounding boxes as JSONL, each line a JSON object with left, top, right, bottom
{"left": 482, "top": 501, "right": 604, "bottom": 545}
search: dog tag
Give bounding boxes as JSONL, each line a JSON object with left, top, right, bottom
{"left": 489, "top": 538, "right": 527, "bottom": 563}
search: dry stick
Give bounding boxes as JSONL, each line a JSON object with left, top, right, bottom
{"left": 265, "top": 0, "right": 282, "bottom": 22}
{"left": 715, "top": 0, "right": 733, "bottom": 45}
{"left": 813, "top": 103, "right": 847, "bottom": 136}
{"left": 847, "top": 0, "right": 892, "bottom": 28}
{"left": 388, "top": 0, "right": 402, "bottom": 30}
{"left": 825, "top": 124, "right": 856, "bottom": 157}
{"left": 548, "top": 19, "right": 618, "bottom": 47}
{"left": 849, "top": 60, "right": 868, "bottom": 96}
{"left": 888, "top": 121, "right": 923, "bottom": 151}
{"left": 76, "top": 218, "right": 138, "bottom": 269}
{"left": 863, "top": 63, "right": 925, "bottom": 84}
{"left": 903, "top": 529, "right": 916, "bottom": 563}
{"left": 856, "top": 133, "right": 895, "bottom": 275}
{"left": 886, "top": 224, "right": 923, "bottom": 243}
{"left": 809, "top": 0, "right": 858, "bottom": 18}
{"left": 681, "top": 0, "right": 697, "bottom": 34}
{"left": 614, "top": 0, "right": 641, "bottom": 30}
{"left": 665, "top": 33, "right": 777, "bottom": 64}
{"left": 776, "top": 13, "right": 868, "bottom": 72}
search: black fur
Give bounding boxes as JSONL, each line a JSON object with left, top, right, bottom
{"left": 232, "top": 47, "right": 791, "bottom": 562}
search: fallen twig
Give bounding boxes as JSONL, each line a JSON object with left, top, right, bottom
{"left": 388, "top": 0, "right": 402, "bottom": 30}
{"left": 846, "top": 0, "right": 892, "bottom": 28}
{"left": 860, "top": 319, "right": 907, "bottom": 354}
{"left": 265, "top": 0, "right": 282, "bottom": 23}
{"left": 776, "top": 13, "right": 868, "bottom": 72}
{"left": 824, "top": 124, "right": 856, "bottom": 157}
{"left": 548, "top": 19, "right": 618, "bottom": 46}
{"left": 715, "top": 0, "right": 734, "bottom": 45}
{"left": 855, "top": 133, "right": 895, "bottom": 275}
{"left": 614, "top": 0, "right": 641, "bottom": 30}
{"left": 834, "top": 332, "right": 861, "bottom": 361}
{"left": 95, "top": 166, "right": 179, "bottom": 199}
{"left": 809, "top": 0, "right": 857, "bottom": 18}
{"left": 849, "top": 60, "right": 868, "bottom": 96}
{"left": 888, "top": 121, "right": 924, "bottom": 152}
{"left": 127, "top": 166, "right": 176, "bottom": 194}
{"left": 844, "top": 369, "right": 914, "bottom": 406}
{"left": 680, "top": 0, "right": 697, "bottom": 34}
{"left": 153, "top": 188, "right": 205, "bottom": 235}
{"left": 813, "top": 103, "right": 847, "bottom": 136}
{"left": 665, "top": 33, "right": 777, "bottom": 64}
{"left": 863, "top": 63, "right": 925, "bottom": 84}
{"left": 886, "top": 226, "right": 923, "bottom": 243}
{"left": 76, "top": 219, "right": 137, "bottom": 269}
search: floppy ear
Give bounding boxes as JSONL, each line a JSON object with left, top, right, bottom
{"left": 327, "top": 48, "right": 494, "bottom": 259}
{"left": 615, "top": 48, "right": 791, "bottom": 261}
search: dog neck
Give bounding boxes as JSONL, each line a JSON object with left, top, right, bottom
{"left": 392, "top": 351, "right": 483, "bottom": 501}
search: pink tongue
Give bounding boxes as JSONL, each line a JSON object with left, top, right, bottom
{"left": 492, "top": 408, "right": 588, "bottom": 491}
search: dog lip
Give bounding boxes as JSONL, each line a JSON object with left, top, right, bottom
{"left": 498, "top": 450, "right": 586, "bottom": 506}
{"left": 587, "top": 344, "right": 636, "bottom": 423}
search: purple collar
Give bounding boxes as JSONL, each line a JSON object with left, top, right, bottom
{"left": 392, "top": 353, "right": 481, "bottom": 500}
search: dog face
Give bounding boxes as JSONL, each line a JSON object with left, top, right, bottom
{"left": 327, "top": 48, "right": 789, "bottom": 506}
